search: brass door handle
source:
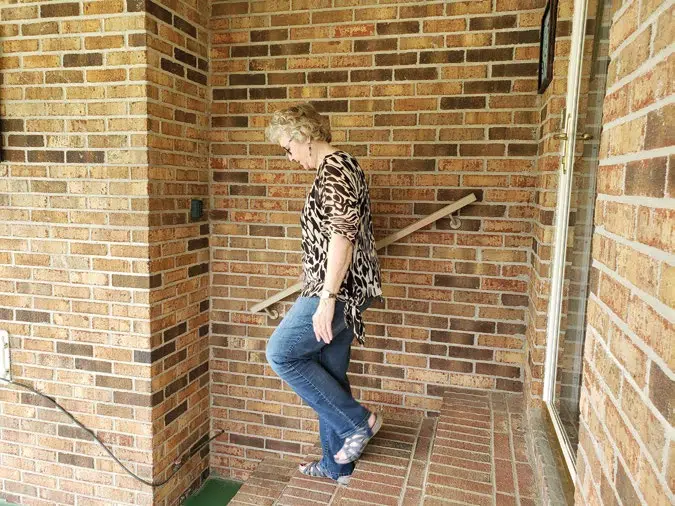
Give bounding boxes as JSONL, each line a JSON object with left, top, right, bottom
{"left": 553, "top": 132, "right": 593, "bottom": 140}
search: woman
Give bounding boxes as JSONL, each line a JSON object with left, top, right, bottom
{"left": 265, "top": 103, "right": 383, "bottom": 485}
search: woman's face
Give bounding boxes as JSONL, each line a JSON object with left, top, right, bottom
{"left": 279, "top": 133, "right": 312, "bottom": 170}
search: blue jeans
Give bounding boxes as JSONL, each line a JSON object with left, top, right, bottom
{"left": 266, "top": 296, "right": 372, "bottom": 480}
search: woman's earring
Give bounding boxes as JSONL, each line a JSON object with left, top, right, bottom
{"left": 309, "top": 141, "right": 312, "bottom": 158}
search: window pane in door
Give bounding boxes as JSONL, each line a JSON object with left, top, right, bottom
{"left": 553, "top": 0, "right": 611, "bottom": 457}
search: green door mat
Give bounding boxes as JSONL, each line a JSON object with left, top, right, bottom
{"left": 183, "top": 477, "right": 242, "bottom": 506}
{"left": 2, "top": 478, "right": 241, "bottom": 506}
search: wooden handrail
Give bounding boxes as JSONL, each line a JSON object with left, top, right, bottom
{"left": 250, "top": 193, "right": 477, "bottom": 316}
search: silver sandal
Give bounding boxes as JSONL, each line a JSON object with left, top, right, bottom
{"left": 299, "top": 461, "right": 351, "bottom": 485}
{"left": 334, "top": 413, "right": 383, "bottom": 465}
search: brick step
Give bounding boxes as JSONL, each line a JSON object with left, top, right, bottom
{"left": 330, "top": 414, "right": 430, "bottom": 506}
{"left": 419, "top": 388, "right": 539, "bottom": 506}
{"left": 272, "top": 413, "right": 427, "bottom": 505}
{"left": 227, "top": 413, "right": 429, "bottom": 506}
{"left": 273, "top": 439, "right": 341, "bottom": 506}
{"left": 228, "top": 457, "right": 298, "bottom": 506}
{"left": 228, "top": 389, "right": 540, "bottom": 506}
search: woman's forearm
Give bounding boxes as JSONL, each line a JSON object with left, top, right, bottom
{"left": 323, "top": 234, "right": 354, "bottom": 293}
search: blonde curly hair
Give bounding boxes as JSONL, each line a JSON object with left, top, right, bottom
{"left": 266, "top": 103, "right": 332, "bottom": 144}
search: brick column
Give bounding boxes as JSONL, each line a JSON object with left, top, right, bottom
{"left": 0, "top": 1, "right": 211, "bottom": 505}
{"left": 140, "top": 0, "right": 212, "bottom": 504}
{"left": 0, "top": 1, "right": 155, "bottom": 504}
{"left": 575, "top": 1, "right": 674, "bottom": 505}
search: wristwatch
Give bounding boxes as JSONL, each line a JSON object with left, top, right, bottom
{"left": 319, "top": 289, "right": 336, "bottom": 300}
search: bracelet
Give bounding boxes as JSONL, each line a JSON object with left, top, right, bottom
{"left": 319, "top": 289, "right": 336, "bottom": 300}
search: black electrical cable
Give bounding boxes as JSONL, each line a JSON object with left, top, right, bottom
{"left": 0, "top": 377, "right": 224, "bottom": 488}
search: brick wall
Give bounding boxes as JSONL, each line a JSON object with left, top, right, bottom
{"left": 0, "top": 1, "right": 156, "bottom": 504}
{"left": 140, "top": 0, "right": 212, "bottom": 504}
{"left": 2, "top": 0, "right": 669, "bottom": 503}
{"left": 208, "top": 0, "right": 548, "bottom": 479}
{"left": 0, "top": 1, "right": 212, "bottom": 504}
{"left": 575, "top": 0, "right": 674, "bottom": 505}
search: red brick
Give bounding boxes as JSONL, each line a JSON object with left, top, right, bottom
{"left": 8, "top": 0, "right": 648, "bottom": 498}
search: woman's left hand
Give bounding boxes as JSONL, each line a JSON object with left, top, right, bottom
{"left": 312, "top": 299, "right": 335, "bottom": 343}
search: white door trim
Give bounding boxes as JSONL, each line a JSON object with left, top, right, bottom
{"left": 542, "top": 0, "right": 590, "bottom": 481}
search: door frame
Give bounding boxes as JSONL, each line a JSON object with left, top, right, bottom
{"left": 542, "top": 0, "right": 590, "bottom": 481}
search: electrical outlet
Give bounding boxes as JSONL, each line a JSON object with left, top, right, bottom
{"left": 0, "top": 330, "right": 10, "bottom": 380}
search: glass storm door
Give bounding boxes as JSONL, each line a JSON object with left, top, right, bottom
{"left": 543, "top": 0, "right": 611, "bottom": 478}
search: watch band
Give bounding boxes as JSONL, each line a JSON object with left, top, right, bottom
{"left": 320, "top": 289, "right": 336, "bottom": 300}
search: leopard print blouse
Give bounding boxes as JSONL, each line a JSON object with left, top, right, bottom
{"left": 300, "top": 151, "right": 382, "bottom": 344}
